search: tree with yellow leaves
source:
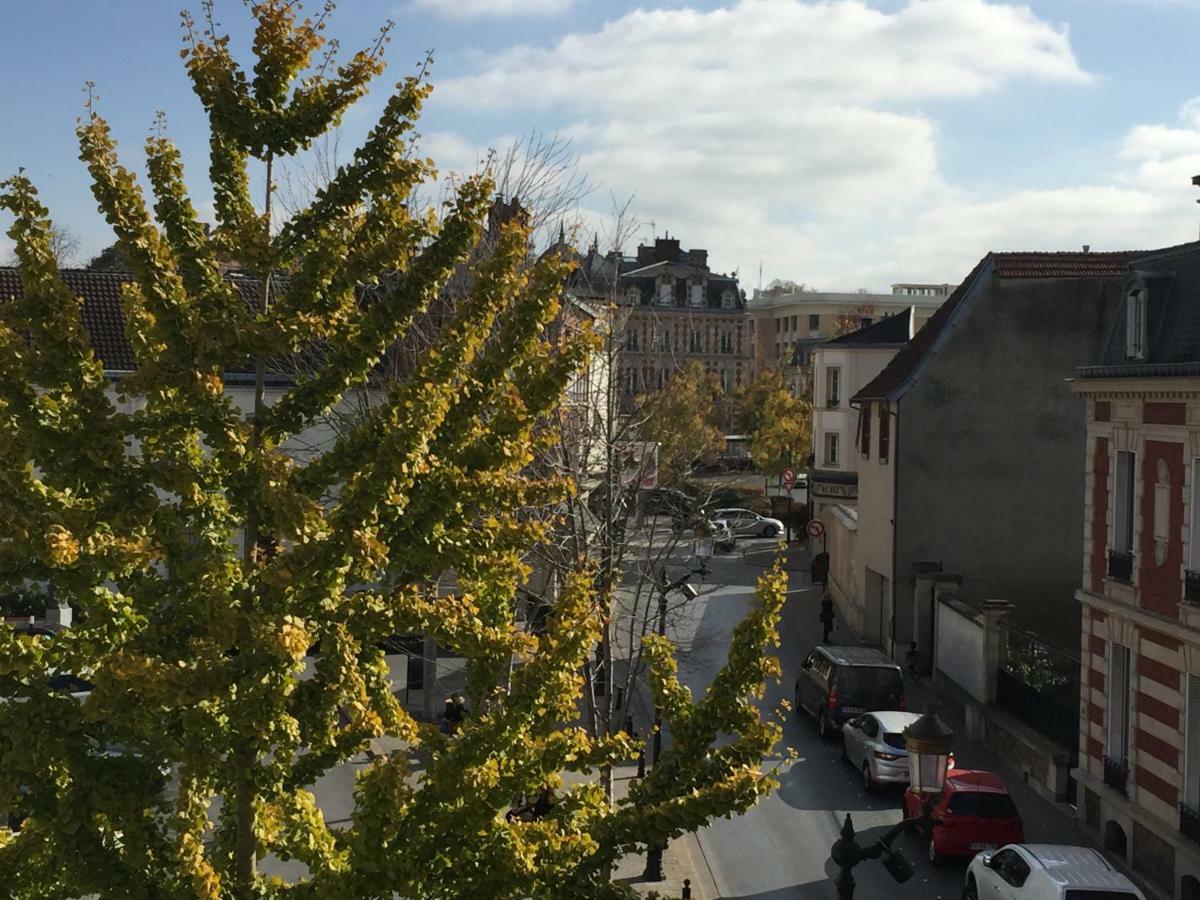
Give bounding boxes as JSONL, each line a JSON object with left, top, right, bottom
{"left": 0, "top": 3, "right": 784, "bottom": 898}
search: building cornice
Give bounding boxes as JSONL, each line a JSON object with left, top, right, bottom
{"left": 1068, "top": 376, "right": 1200, "bottom": 399}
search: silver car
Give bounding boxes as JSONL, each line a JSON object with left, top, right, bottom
{"left": 841, "top": 710, "right": 923, "bottom": 790}
{"left": 713, "top": 508, "right": 784, "bottom": 538}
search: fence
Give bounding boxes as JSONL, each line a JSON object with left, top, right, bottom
{"left": 995, "top": 623, "right": 1080, "bottom": 754}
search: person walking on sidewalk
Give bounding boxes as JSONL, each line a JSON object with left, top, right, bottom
{"left": 819, "top": 594, "right": 835, "bottom": 644}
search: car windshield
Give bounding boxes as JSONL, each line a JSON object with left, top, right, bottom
{"left": 835, "top": 666, "right": 902, "bottom": 696}
{"left": 947, "top": 791, "right": 1017, "bottom": 817}
{"left": 882, "top": 732, "right": 906, "bottom": 750}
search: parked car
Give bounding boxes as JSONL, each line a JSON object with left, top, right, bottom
{"left": 794, "top": 645, "right": 906, "bottom": 739}
{"left": 841, "top": 710, "right": 923, "bottom": 790}
{"left": 643, "top": 487, "right": 696, "bottom": 518}
{"left": 713, "top": 507, "right": 784, "bottom": 538}
{"left": 904, "top": 769, "right": 1023, "bottom": 865}
{"left": 963, "top": 844, "right": 1146, "bottom": 899}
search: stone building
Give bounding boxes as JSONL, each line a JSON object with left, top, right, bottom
{"left": 1070, "top": 240, "right": 1200, "bottom": 899}
{"left": 848, "top": 250, "right": 1132, "bottom": 669}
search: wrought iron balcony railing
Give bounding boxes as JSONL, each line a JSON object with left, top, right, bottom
{"left": 1107, "top": 550, "right": 1134, "bottom": 584}
{"left": 1104, "top": 757, "right": 1128, "bottom": 796}
{"left": 1182, "top": 803, "right": 1200, "bottom": 844}
{"left": 1186, "top": 570, "right": 1200, "bottom": 605}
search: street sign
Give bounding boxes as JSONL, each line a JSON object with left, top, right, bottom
{"left": 806, "top": 519, "right": 825, "bottom": 539}
{"left": 781, "top": 468, "right": 796, "bottom": 490}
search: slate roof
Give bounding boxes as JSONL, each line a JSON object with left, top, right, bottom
{"left": 1080, "top": 240, "right": 1200, "bottom": 377}
{"left": 0, "top": 267, "right": 276, "bottom": 377}
{"left": 853, "top": 250, "right": 1140, "bottom": 402}
{"left": 825, "top": 307, "right": 912, "bottom": 346}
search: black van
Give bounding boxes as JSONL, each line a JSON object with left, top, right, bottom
{"left": 795, "top": 645, "right": 905, "bottom": 739}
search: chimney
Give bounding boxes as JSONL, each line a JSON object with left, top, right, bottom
{"left": 653, "top": 237, "right": 681, "bottom": 264}
{"left": 687, "top": 248, "right": 709, "bottom": 270}
{"left": 1082, "top": 245, "right": 1090, "bottom": 254}
{"left": 636, "top": 243, "right": 654, "bottom": 266}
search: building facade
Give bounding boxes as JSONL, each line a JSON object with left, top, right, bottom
{"left": 1071, "top": 241, "right": 1200, "bottom": 899}
{"left": 849, "top": 251, "right": 1132, "bottom": 671}
{"left": 747, "top": 284, "right": 948, "bottom": 394}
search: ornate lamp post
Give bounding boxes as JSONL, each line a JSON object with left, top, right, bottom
{"left": 830, "top": 705, "right": 954, "bottom": 898}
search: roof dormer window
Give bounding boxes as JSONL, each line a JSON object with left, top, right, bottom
{"left": 1125, "top": 286, "right": 1147, "bottom": 360}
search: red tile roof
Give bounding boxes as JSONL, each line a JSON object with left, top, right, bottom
{"left": 992, "top": 251, "right": 1139, "bottom": 279}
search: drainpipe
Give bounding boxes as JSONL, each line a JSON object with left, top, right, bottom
{"left": 889, "top": 400, "right": 900, "bottom": 663}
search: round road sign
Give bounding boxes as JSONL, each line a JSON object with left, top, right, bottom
{"left": 782, "top": 468, "right": 796, "bottom": 490}
{"left": 806, "top": 519, "right": 825, "bottom": 539}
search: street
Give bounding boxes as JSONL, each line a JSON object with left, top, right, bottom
{"left": 669, "top": 539, "right": 1097, "bottom": 900}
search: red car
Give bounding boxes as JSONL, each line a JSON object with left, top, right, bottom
{"left": 903, "top": 770, "right": 1023, "bottom": 865}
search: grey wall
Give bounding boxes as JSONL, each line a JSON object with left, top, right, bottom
{"left": 894, "top": 273, "right": 1123, "bottom": 652}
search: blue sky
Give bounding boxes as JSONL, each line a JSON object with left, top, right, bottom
{"left": 4, "top": 0, "right": 1200, "bottom": 289}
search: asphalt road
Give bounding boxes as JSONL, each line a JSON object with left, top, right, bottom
{"left": 674, "top": 541, "right": 1095, "bottom": 900}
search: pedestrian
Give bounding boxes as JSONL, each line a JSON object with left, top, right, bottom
{"left": 441, "top": 693, "right": 466, "bottom": 735}
{"left": 819, "top": 594, "right": 835, "bottom": 644}
{"left": 906, "top": 641, "right": 920, "bottom": 681}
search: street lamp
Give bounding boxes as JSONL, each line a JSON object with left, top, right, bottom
{"left": 830, "top": 705, "right": 954, "bottom": 898}
{"left": 642, "top": 565, "right": 699, "bottom": 882}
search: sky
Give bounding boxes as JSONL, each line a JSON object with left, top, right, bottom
{"left": 3, "top": 0, "right": 1200, "bottom": 291}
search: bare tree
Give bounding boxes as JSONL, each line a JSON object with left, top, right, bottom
{"left": 8, "top": 225, "right": 78, "bottom": 267}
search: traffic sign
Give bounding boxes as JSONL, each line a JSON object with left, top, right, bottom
{"left": 781, "top": 468, "right": 796, "bottom": 490}
{"left": 806, "top": 519, "right": 825, "bottom": 539}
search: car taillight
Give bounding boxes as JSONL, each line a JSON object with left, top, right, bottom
{"left": 897, "top": 693, "right": 907, "bottom": 711}
{"left": 827, "top": 689, "right": 837, "bottom": 710}
{"left": 947, "top": 752, "right": 955, "bottom": 770}
{"left": 874, "top": 751, "right": 902, "bottom": 761}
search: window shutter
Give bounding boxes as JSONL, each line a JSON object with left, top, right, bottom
{"left": 1187, "top": 674, "right": 1200, "bottom": 809}
{"left": 878, "top": 405, "right": 889, "bottom": 461}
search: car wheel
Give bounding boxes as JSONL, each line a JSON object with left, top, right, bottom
{"left": 763, "top": 524, "right": 778, "bottom": 538}
{"left": 962, "top": 875, "right": 979, "bottom": 900}
{"left": 928, "top": 836, "right": 944, "bottom": 867}
{"left": 817, "top": 708, "right": 832, "bottom": 739}
{"left": 862, "top": 762, "right": 874, "bottom": 793}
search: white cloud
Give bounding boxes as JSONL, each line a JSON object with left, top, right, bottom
{"left": 410, "top": 0, "right": 573, "bottom": 19}
{"left": 427, "top": 2, "right": 1200, "bottom": 288}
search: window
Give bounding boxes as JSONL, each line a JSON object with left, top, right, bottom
{"left": 1112, "top": 450, "right": 1135, "bottom": 553}
{"left": 624, "top": 367, "right": 638, "bottom": 395}
{"left": 1154, "top": 458, "right": 1170, "bottom": 566}
{"left": 625, "top": 330, "right": 640, "bottom": 351}
{"left": 860, "top": 405, "right": 871, "bottom": 457}
{"left": 689, "top": 331, "right": 701, "bottom": 352}
{"left": 626, "top": 285, "right": 642, "bottom": 305}
{"left": 990, "top": 849, "right": 1031, "bottom": 888}
{"left": 721, "top": 290, "right": 735, "bottom": 309}
{"left": 1186, "top": 674, "right": 1200, "bottom": 812}
{"left": 720, "top": 331, "right": 733, "bottom": 354}
{"left": 790, "top": 315, "right": 797, "bottom": 332}
{"left": 878, "top": 405, "right": 889, "bottom": 461}
{"left": 690, "top": 282, "right": 704, "bottom": 307}
{"left": 1108, "top": 642, "right": 1131, "bottom": 768}
{"left": 1126, "top": 287, "right": 1147, "bottom": 360}
{"left": 808, "top": 314, "right": 820, "bottom": 333}
{"left": 861, "top": 717, "right": 879, "bottom": 739}
{"left": 719, "top": 369, "right": 730, "bottom": 392}
{"left": 824, "top": 432, "right": 839, "bottom": 466}
{"left": 860, "top": 317, "right": 873, "bottom": 329}
{"left": 946, "top": 792, "right": 1018, "bottom": 818}
{"left": 660, "top": 329, "right": 670, "bottom": 351}
{"left": 657, "top": 280, "right": 672, "bottom": 306}
{"left": 826, "top": 367, "right": 841, "bottom": 408}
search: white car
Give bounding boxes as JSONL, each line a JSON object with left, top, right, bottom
{"left": 841, "top": 710, "right": 923, "bottom": 790}
{"left": 713, "top": 508, "right": 784, "bottom": 538}
{"left": 964, "top": 844, "right": 1146, "bottom": 900}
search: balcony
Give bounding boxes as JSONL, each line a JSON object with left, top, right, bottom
{"left": 1187, "top": 571, "right": 1200, "bottom": 605}
{"left": 1107, "top": 550, "right": 1134, "bottom": 584}
{"left": 1104, "top": 757, "right": 1128, "bottom": 796}
{"left": 1183, "top": 803, "right": 1200, "bottom": 845}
